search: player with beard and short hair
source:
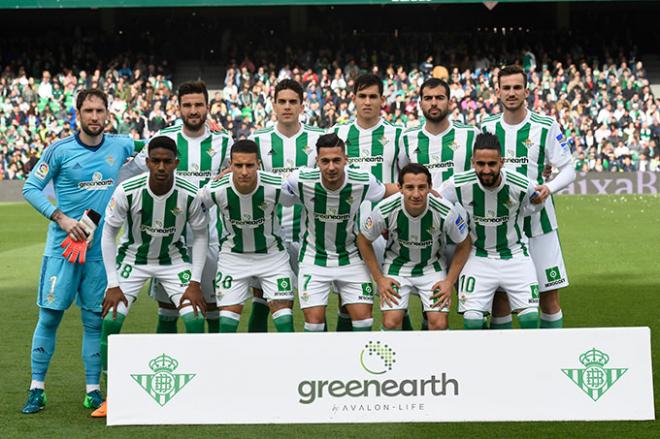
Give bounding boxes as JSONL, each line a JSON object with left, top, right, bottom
{"left": 246, "top": 79, "right": 325, "bottom": 332}
{"left": 399, "top": 78, "right": 478, "bottom": 329}
{"left": 440, "top": 133, "right": 542, "bottom": 330}
{"left": 480, "top": 65, "right": 574, "bottom": 329}
{"left": 124, "top": 81, "right": 233, "bottom": 334}
{"left": 331, "top": 73, "right": 407, "bottom": 331}
{"left": 21, "top": 89, "right": 145, "bottom": 414}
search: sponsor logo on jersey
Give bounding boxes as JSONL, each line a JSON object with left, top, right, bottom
{"left": 35, "top": 163, "right": 49, "bottom": 180}
{"left": 426, "top": 160, "right": 454, "bottom": 170}
{"left": 229, "top": 214, "right": 266, "bottom": 228}
{"left": 472, "top": 215, "right": 509, "bottom": 225}
{"left": 314, "top": 209, "right": 351, "bottom": 223}
{"left": 504, "top": 157, "right": 529, "bottom": 165}
{"left": 272, "top": 167, "right": 298, "bottom": 175}
{"left": 131, "top": 353, "right": 195, "bottom": 407}
{"left": 140, "top": 222, "right": 177, "bottom": 237}
{"left": 78, "top": 172, "right": 114, "bottom": 190}
{"left": 177, "top": 170, "right": 212, "bottom": 177}
{"left": 399, "top": 238, "right": 433, "bottom": 249}
{"left": 562, "top": 348, "right": 628, "bottom": 402}
{"left": 348, "top": 156, "right": 384, "bottom": 164}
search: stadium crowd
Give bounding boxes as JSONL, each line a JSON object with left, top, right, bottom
{"left": 1, "top": 40, "right": 659, "bottom": 180}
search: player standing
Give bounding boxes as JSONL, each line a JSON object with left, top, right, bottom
{"left": 331, "top": 73, "right": 406, "bottom": 330}
{"left": 125, "top": 81, "right": 233, "bottom": 333}
{"left": 284, "top": 133, "right": 398, "bottom": 332}
{"left": 91, "top": 136, "right": 208, "bottom": 417}
{"left": 247, "top": 79, "right": 324, "bottom": 332}
{"left": 440, "top": 133, "right": 542, "bottom": 329}
{"left": 199, "top": 140, "right": 296, "bottom": 332}
{"left": 357, "top": 164, "right": 471, "bottom": 330}
{"left": 21, "top": 89, "right": 143, "bottom": 414}
{"left": 480, "top": 65, "right": 575, "bottom": 329}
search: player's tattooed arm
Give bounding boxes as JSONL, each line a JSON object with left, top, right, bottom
{"left": 51, "top": 208, "right": 87, "bottom": 241}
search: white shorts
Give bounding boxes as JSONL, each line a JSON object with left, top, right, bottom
{"left": 117, "top": 261, "right": 192, "bottom": 309}
{"left": 529, "top": 230, "right": 569, "bottom": 292}
{"left": 381, "top": 271, "right": 450, "bottom": 313}
{"left": 150, "top": 244, "right": 218, "bottom": 304}
{"left": 458, "top": 254, "right": 539, "bottom": 314}
{"left": 216, "top": 251, "right": 294, "bottom": 306}
{"left": 249, "top": 240, "right": 299, "bottom": 289}
{"left": 298, "top": 262, "right": 374, "bottom": 309}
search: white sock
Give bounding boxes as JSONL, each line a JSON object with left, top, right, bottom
{"left": 304, "top": 322, "right": 325, "bottom": 332}
{"left": 352, "top": 318, "right": 374, "bottom": 329}
{"left": 491, "top": 314, "right": 513, "bottom": 325}
{"left": 30, "top": 380, "right": 45, "bottom": 390}
{"left": 86, "top": 384, "right": 100, "bottom": 394}
{"left": 541, "top": 310, "right": 563, "bottom": 321}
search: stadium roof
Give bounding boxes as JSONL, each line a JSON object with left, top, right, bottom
{"left": 0, "top": 0, "right": 646, "bottom": 9}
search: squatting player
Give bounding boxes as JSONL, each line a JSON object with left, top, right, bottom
{"left": 92, "top": 136, "right": 209, "bottom": 417}
{"left": 480, "top": 65, "right": 575, "bottom": 329}
{"left": 283, "top": 133, "right": 398, "bottom": 332}
{"left": 247, "top": 79, "right": 324, "bottom": 332}
{"left": 198, "top": 140, "right": 296, "bottom": 333}
{"left": 357, "top": 163, "right": 471, "bottom": 330}
{"left": 123, "top": 81, "right": 233, "bottom": 333}
{"left": 21, "top": 89, "right": 144, "bottom": 414}
{"left": 331, "top": 73, "right": 406, "bottom": 331}
{"left": 440, "top": 133, "right": 542, "bottom": 329}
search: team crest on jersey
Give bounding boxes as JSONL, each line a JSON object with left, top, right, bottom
{"left": 35, "top": 162, "right": 49, "bottom": 180}
{"left": 206, "top": 147, "right": 216, "bottom": 157}
{"left": 106, "top": 155, "right": 115, "bottom": 165}
{"left": 523, "top": 139, "right": 535, "bottom": 149}
{"left": 426, "top": 225, "right": 436, "bottom": 235}
{"left": 345, "top": 195, "right": 354, "bottom": 205}
{"left": 378, "top": 136, "right": 389, "bottom": 146}
{"left": 258, "top": 202, "right": 268, "bottom": 211}
{"left": 448, "top": 141, "right": 459, "bottom": 151}
{"left": 304, "top": 145, "right": 312, "bottom": 154}
{"left": 171, "top": 207, "right": 183, "bottom": 215}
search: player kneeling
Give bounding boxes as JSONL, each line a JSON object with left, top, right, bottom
{"left": 198, "top": 140, "right": 296, "bottom": 333}
{"left": 92, "top": 137, "right": 208, "bottom": 417}
{"left": 357, "top": 164, "right": 471, "bottom": 330}
{"left": 440, "top": 133, "right": 541, "bottom": 329}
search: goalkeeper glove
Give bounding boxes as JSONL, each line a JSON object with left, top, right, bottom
{"left": 61, "top": 209, "right": 101, "bottom": 264}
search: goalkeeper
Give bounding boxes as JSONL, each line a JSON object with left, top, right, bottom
{"left": 21, "top": 89, "right": 144, "bottom": 414}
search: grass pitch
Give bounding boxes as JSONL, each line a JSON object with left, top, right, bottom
{"left": 1, "top": 195, "right": 658, "bottom": 438}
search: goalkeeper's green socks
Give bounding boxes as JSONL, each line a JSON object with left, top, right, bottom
{"left": 101, "top": 313, "right": 126, "bottom": 372}
{"left": 540, "top": 310, "right": 563, "bottom": 328}
{"left": 248, "top": 297, "right": 269, "bottom": 332}
{"left": 272, "top": 309, "right": 294, "bottom": 332}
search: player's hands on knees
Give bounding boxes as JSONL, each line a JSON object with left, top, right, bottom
{"left": 102, "top": 287, "right": 128, "bottom": 320}
{"left": 430, "top": 279, "right": 453, "bottom": 309}
{"left": 377, "top": 276, "right": 401, "bottom": 307}
{"left": 180, "top": 281, "right": 206, "bottom": 317}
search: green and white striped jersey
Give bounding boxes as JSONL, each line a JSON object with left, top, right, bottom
{"left": 285, "top": 167, "right": 386, "bottom": 267}
{"left": 105, "top": 174, "right": 207, "bottom": 266}
{"left": 479, "top": 111, "right": 572, "bottom": 237}
{"left": 440, "top": 169, "right": 539, "bottom": 260}
{"left": 199, "top": 171, "right": 292, "bottom": 255}
{"left": 400, "top": 121, "right": 479, "bottom": 188}
{"left": 332, "top": 118, "right": 404, "bottom": 184}
{"left": 361, "top": 193, "right": 468, "bottom": 277}
{"left": 250, "top": 124, "right": 324, "bottom": 243}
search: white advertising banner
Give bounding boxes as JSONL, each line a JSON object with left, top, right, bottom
{"left": 107, "top": 327, "right": 655, "bottom": 425}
